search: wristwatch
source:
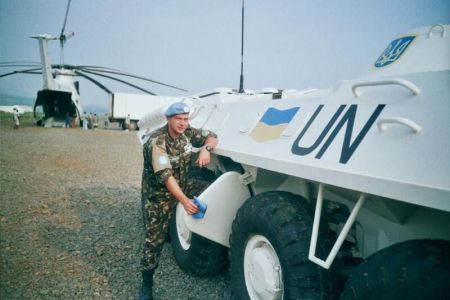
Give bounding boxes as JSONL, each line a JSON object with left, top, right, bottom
{"left": 205, "top": 145, "right": 213, "bottom": 152}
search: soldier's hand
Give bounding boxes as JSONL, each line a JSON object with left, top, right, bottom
{"left": 196, "top": 149, "right": 211, "bottom": 168}
{"left": 182, "top": 199, "right": 199, "bottom": 215}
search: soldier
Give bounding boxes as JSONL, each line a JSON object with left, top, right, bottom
{"left": 88, "top": 112, "right": 93, "bottom": 129}
{"left": 81, "top": 112, "right": 88, "bottom": 130}
{"left": 93, "top": 113, "right": 99, "bottom": 129}
{"left": 13, "top": 108, "right": 20, "bottom": 129}
{"left": 138, "top": 102, "right": 218, "bottom": 300}
{"left": 125, "top": 114, "right": 131, "bottom": 131}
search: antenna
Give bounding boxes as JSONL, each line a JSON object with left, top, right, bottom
{"left": 238, "top": 0, "right": 245, "bottom": 93}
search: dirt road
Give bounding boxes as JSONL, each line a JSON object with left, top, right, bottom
{"left": 0, "top": 123, "right": 229, "bottom": 299}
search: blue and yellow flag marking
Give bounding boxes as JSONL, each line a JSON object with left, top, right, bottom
{"left": 250, "top": 107, "right": 300, "bottom": 142}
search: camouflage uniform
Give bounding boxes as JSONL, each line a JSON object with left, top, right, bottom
{"left": 141, "top": 124, "right": 217, "bottom": 271}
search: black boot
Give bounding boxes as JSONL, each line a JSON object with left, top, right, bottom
{"left": 138, "top": 269, "right": 154, "bottom": 300}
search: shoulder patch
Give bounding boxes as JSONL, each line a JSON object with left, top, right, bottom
{"left": 158, "top": 155, "right": 169, "bottom": 165}
{"left": 151, "top": 133, "right": 172, "bottom": 173}
{"left": 201, "top": 129, "right": 210, "bottom": 137}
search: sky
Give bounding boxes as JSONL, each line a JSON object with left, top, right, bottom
{"left": 0, "top": 0, "right": 449, "bottom": 109}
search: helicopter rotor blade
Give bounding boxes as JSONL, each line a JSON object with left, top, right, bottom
{"left": 0, "top": 61, "right": 41, "bottom": 67}
{"left": 60, "top": 0, "right": 72, "bottom": 46}
{"left": 73, "top": 70, "right": 112, "bottom": 94}
{"left": 1, "top": 62, "right": 186, "bottom": 96}
{"left": 65, "top": 31, "right": 75, "bottom": 41}
{"left": 79, "top": 69, "right": 157, "bottom": 95}
{"left": 0, "top": 67, "right": 42, "bottom": 78}
{"left": 52, "top": 64, "right": 182, "bottom": 93}
{"left": 0, "top": 64, "right": 41, "bottom": 68}
{"left": 80, "top": 66, "right": 187, "bottom": 92}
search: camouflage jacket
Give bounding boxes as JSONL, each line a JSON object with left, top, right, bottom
{"left": 141, "top": 124, "right": 217, "bottom": 202}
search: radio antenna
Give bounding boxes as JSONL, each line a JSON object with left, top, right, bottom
{"left": 238, "top": 0, "right": 245, "bottom": 93}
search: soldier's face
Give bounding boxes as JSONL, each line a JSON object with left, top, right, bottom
{"left": 167, "top": 114, "right": 189, "bottom": 136}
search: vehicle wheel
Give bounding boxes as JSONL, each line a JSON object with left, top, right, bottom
{"left": 169, "top": 167, "right": 228, "bottom": 276}
{"left": 169, "top": 204, "right": 228, "bottom": 276}
{"left": 340, "top": 239, "right": 450, "bottom": 300}
{"left": 229, "top": 191, "right": 332, "bottom": 300}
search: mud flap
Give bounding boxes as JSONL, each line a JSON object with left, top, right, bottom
{"left": 184, "top": 171, "right": 251, "bottom": 247}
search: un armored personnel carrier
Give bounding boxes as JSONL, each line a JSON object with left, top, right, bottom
{"left": 139, "top": 24, "right": 450, "bottom": 299}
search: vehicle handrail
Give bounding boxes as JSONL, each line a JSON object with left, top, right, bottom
{"left": 352, "top": 78, "right": 421, "bottom": 98}
{"left": 377, "top": 117, "right": 422, "bottom": 133}
{"left": 428, "top": 23, "right": 446, "bottom": 38}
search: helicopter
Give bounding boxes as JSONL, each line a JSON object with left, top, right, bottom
{"left": 0, "top": 0, "right": 186, "bottom": 128}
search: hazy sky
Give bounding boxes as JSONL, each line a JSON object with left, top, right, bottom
{"left": 1, "top": 0, "right": 449, "bottom": 108}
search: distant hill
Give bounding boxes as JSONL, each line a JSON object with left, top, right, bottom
{"left": 0, "top": 93, "right": 108, "bottom": 115}
{"left": 0, "top": 93, "right": 34, "bottom": 106}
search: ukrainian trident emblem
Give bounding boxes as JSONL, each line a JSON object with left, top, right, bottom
{"left": 374, "top": 35, "right": 416, "bottom": 68}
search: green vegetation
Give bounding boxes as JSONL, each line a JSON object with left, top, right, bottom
{"left": 0, "top": 111, "right": 42, "bottom": 127}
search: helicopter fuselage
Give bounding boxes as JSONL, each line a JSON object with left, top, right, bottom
{"left": 31, "top": 35, "right": 83, "bottom": 127}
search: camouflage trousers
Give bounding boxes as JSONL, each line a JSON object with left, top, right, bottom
{"left": 140, "top": 171, "right": 214, "bottom": 271}
{"left": 141, "top": 196, "right": 177, "bottom": 271}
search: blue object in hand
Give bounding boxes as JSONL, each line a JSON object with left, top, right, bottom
{"left": 192, "top": 196, "right": 207, "bottom": 219}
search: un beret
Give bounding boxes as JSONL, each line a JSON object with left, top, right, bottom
{"left": 164, "top": 102, "right": 190, "bottom": 117}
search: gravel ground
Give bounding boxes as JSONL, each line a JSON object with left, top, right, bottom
{"left": 0, "top": 120, "right": 230, "bottom": 299}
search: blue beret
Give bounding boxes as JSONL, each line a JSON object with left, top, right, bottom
{"left": 165, "top": 102, "right": 190, "bottom": 117}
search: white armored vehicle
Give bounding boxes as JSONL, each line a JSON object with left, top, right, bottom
{"left": 139, "top": 24, "right": 450, "bottom": 299}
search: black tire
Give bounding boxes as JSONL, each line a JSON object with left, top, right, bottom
{"left": 229, "top": 191, "right": 332, "bottom": 300}
{"left": 169, "top": 215, "right": 228, "bottom": 276}
{"left": 168, "top": 167, "right": 228, "bottom": 276}
{"left": 340, "top": 239, "right": 450, "bottom": 300}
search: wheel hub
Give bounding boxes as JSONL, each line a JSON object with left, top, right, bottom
{"left": 244, "top": 235, "right": 283, "bottom": 300}
{"left": 175, "top": 204, "right": 191, "bottom": 250}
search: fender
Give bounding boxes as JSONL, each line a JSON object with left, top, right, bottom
{"left": 184, "top": 171, "right": 251, "bottom": 247}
